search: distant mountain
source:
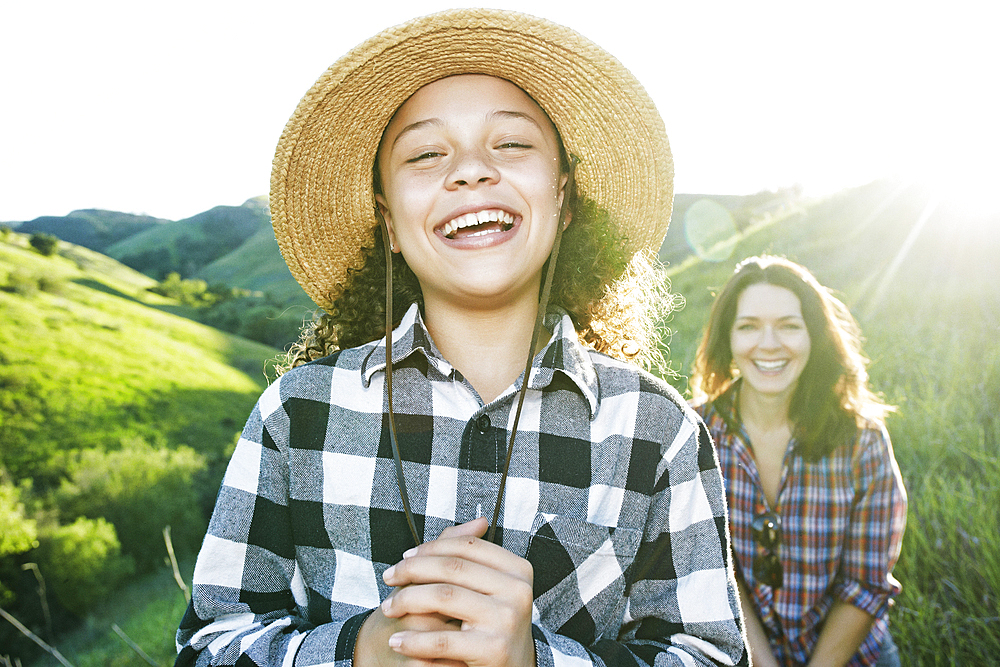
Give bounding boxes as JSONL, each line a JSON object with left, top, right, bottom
{"left": 11, "top": 209, "right": 169, "bottom": 252}
{"left": 196, "top": 224, "right": 312, "bottom": 305}
{"left": 105, "top": 197, "right": 271, "bottom": 279}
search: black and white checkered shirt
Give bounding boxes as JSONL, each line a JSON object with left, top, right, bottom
{"left": 175, "top": 304, "right": 748, "bottom": 667}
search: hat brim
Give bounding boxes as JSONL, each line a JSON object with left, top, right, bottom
{"left": 271, "top": 8, "right": 673, "bottom": 312}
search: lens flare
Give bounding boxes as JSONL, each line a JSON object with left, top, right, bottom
{"left": 684, "top": 199, "right": 738, "bottom": 262}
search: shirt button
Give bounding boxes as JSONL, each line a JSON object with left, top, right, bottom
{"left": 476, "top": 414, "right": 491, "bottom": 434}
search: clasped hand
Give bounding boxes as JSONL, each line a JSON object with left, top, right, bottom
{"left": 355, "top": 517, "right": 537, "bottom": 667}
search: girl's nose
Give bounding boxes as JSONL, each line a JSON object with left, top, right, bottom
{"left": 447, "top": 149, "right": 500, "bottom": 189}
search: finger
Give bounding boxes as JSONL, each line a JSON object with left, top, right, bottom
{"left": 389, "top": 629, "right": 472, "bottom": 661}
{"left": 435, "top": 517, "right": 489, "bottom": 541}
{"left": 389, "top": 627, "right": 533, "bottom": 667}
{"left": 383, "top": 579, "right": 532, "bottom": 637}
{"left": 395, "top": 612, "right": 463, "bottom": 632}
{"left": 385, "top": 551, "right": 533, "bottom": 600}
{"left": 395, "top": 536, "right": 533, "bottom": 587}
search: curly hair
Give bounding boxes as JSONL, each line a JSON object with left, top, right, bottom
{"left": 690, "top": 255, "right": 893, "bottom": 459}
{"left": 281, "top": 189, "right": 677, "bottom": 375}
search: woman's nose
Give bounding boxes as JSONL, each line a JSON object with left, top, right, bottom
{"left": 759, "top": 326, "right": 781, "bottom": 348}
{"left": 447, "top": 149, "right": 500, "bottom": 189}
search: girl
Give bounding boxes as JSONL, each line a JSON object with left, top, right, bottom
{"left": 176, "top": 10, "right": 748, "bottom": 667}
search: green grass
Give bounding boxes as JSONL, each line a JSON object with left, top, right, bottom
{"left": 1, "top": 233, "right": 283, "bottom": 662}
{"left": 46, "top": 559, "right": 195, "bottom": 667}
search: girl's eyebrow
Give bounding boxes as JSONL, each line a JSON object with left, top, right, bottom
{"left": 488, "top": 109, "right": 544, "bottom": 129}
{"left": 390, "top": 110, "right": 545, "bottom": 149}
{"left": 391, "top": 118, "right": 444, "bottom": 149}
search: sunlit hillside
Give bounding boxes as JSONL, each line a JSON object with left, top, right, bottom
{"left": 0, "top": 231, "right": 280, "bottom": 660}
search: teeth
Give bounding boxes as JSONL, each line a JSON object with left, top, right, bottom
{"left": 442, "top": 209, "right": 514, "bottom": 238}
{"left": 754, "top": 360, "right": 788, "bottom": 372}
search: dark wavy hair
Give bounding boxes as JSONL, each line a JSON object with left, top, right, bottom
{"left": 690, "top": 255, "right": 893, "bottom": 459}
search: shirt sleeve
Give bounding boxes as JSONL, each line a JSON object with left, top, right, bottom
{"left": 175, "top": 380, "right": 370, "bottom": 667}
{"left": 529, "top": 414, "right": 749, "bottom": 667}
{"left": 833, "top": 424, "right": 907, "bottom": 618}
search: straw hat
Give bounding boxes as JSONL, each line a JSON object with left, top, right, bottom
{"left": 270, "top": 8, "right": 673, "bottom": 312}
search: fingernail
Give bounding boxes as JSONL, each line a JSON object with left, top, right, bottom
{"left": 402, "top": 547, "right": 418, "bottom": 558}
{"left": 381, "top": 597, "right": 392, "bottom": 613}
{"left": 383, "top": 565, "right": 395, "bottom": 580}
{"left": 388, "top": 633, "right": 403, "bottom": 649}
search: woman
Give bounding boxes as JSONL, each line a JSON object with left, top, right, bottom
{"left": 175, "top": 9, "right": 748, "bottom": 667}
{"left": 690, "top": 255, "right": 906, "bottom": 667}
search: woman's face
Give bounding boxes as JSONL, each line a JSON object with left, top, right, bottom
{"left": 376, "top": 74, "right": 567, "bottom": 313}
{"left": 730, "top": 282, "right": 811, "bottom": 402}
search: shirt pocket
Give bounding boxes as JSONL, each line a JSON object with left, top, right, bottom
{"left": 525, "top": 513, "right": 641, "bottom": 645}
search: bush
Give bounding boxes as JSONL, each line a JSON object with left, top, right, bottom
{"left": 56, "top": 438, "right": 208, "bottom": 570}
{"left": 4, "top": 268, "right": 39, "bottom": 296}
{"left": 37, "top": 516, "right": 135, "bottom": 616}
{"left": 29, "top": 232, "right": 59, "bottom": 256}
{"left": 0, "top": 480, "right": 38, "bottom": 558}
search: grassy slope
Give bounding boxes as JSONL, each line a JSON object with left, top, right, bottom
{"left": 1, "top": 236, "right": 276, "bottom": 473}
{"left": 2, "top": 233, "right": 282, "bottom": 665}
{"left": 195, "top": 225, "right": 314, "bottom": 305}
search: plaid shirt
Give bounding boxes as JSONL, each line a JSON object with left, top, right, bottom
{"left": 695, "top": 390, "right": 906, "bottom": 667}
{"left": 176, "top": 304, "right": 748, "bottom": 667}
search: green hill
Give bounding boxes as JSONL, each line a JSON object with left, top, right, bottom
{"left": 10, "top": 210, "right": 168, "bottom": 252}
{"left": 105, "top": 198, "right": 271, "bottom": 279}
{"left": 0, "top": 230, "right": 280, "bottom": 657}
{"left": 195, "top": 224, "right": 313, "bottom": 305}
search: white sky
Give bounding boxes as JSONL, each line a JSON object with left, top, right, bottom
{"left": 2, "top": 0, "right": 997, "bottom": 222}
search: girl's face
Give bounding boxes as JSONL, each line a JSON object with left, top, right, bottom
{"left": 376, "top": 74, "right": 567, "bottom": 313}
{"left": 730, "top": 282, "right": 811, "bottom": 402}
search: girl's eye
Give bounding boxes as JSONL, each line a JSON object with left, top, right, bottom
{"left": 408, "top": 151, "right": 443, "bottom": 163}
{"left": 497, "top": 141, "right": 532, "bottom": 150}
{"left": 734, "top": 323, "right": 757, "bottom": 332}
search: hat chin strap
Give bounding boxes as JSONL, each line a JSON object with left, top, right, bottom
{"left": 380, "top": 158, "right": 577, "bottom": 547}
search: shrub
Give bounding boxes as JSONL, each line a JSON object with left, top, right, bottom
{"left": 37, "top": 516, "right": 135, "bottom": 616}
{"left": 56, "top": 438, "right": 208, "bottom": 570}
{"left": 4, "top": 268, "right": 39, "bottom": 296}
{"left": 0, "top": 480, "right": 38, "bottom": 558}
{"left": 29, "top": 232, "right": 59, "bottom": 256}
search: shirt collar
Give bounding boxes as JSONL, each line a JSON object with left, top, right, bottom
{"left": 361, "top": 303, "right": 601, "bottom": 418}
